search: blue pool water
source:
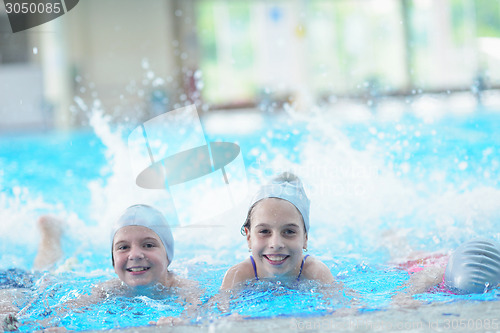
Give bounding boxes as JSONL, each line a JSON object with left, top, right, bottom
{"left": 0, "top": 103, "right": 499, "bottom": 331}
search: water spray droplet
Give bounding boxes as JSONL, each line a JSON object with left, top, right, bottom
{"left": 458, "top": 162, "right": 468, "bottom": 170}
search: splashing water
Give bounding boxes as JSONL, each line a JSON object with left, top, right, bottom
{"left": 0, "top": 99, "right": 499, "bottom": 330}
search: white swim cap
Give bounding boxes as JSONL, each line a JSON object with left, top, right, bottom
{"left": 243, "top": 172, "right": 310, "bottom": 233}
{"left": 444, "top": 238, "right": 500, "bottom": 294}
{"left": 111, "top": 205, "right": 174, "bottom": 266}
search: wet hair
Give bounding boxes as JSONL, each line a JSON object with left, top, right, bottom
{"left": 240, "top": 203, "right": 255, "bottom": 235}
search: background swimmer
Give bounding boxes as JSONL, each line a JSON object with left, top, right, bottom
{"left": 221, "top": 172, "right": 336, "bottom": 290}
{"left": 391, "top": 237, "right": 500, "bottom": 306}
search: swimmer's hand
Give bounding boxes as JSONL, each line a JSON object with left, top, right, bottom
{"left": 1, "top": 314, "right": 19, "bottom": 331}
{"left": 151, "top": 316, "right": 185, "bottom": 326}
{"left": 391, "top": 292, "right": 422, "bottom": 309}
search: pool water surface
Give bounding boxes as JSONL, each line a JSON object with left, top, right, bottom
{"left": 1, "top": 104, "right": 499, "bottom": 331}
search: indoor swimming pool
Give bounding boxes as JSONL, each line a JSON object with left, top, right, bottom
{"left": 0, "top": 100, "right": 499, "bottom": 331}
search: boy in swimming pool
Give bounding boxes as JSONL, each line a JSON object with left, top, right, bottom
{"left": 221, "top": 172, "right": 336, "bottom": 290}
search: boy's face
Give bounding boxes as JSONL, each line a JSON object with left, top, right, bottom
{"left": 112, "top": 225, "right": 169, "bottom": 287}
{"left": 246, "top": 198, "right": 307, "bottom": 279}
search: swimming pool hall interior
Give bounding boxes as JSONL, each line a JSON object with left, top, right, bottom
{"left": 1, "top": 0, "right": 500, "bottom": 131}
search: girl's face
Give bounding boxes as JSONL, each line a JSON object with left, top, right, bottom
{"left": 112, "top": 225, "right": 169, "bottom": 288}
{"left": 245, "top": 198, "right": 307, "bottom": 279}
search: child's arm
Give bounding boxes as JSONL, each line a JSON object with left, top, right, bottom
{"left": 152, "top": 274, "right": 203, "bottom": 326}
{"left": 392, "top": 265, "right": 446, "bottom": 308}
{"left": 0, "top": 289, "right": 30, "bottom": 331}
{"left": 220, "top": 260, "right": 254, "bottom": 291}
{"left": 0, "top": 289, "right": 22, "bottom": 316}
{"left": 301, "top": 257, "right": 337, "bottom": 285}
{"left": 24, "top": 279, "right": 119, "bottom": 330}
{"left": 1, "top": 290, "right": 22, "bottom": 332}
{"left": 208, "top": 260, "right": 255, "bottom": 314}
{"left": 399, "top": 265, "right": 446, "bottom": 295}
{"left": 300, "top": 256, "right": 362, "bottom": 309}
{"left": 173, "top": 276, "right": 203, "bottom": 315}
{"left": 55, "top": 280, "right": 115, "bottom": 311}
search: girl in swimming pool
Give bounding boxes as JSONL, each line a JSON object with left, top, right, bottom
{"left": 6, "top": 205, "right": 200, "bottom": 330}
{"left": 221, "top": 172, "right": 336, "bottom": 290}
{"left": 63, "top": 204, "right": 200, "bottom": 326}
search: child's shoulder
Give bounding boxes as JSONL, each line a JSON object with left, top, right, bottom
{"left": 221, "top": 258, "right": 255, "bottom": 290}
{"left": 302, "top": 255, "right": 328, "bottom": 271}
{"left": 226, "top": 258, "right": 255, "bottom": 277}
{"left": 167, "top": 272, "right": 199, "bottom": 289}
{"left": 301, "top": 255, "right": 335, "bottom": 284}
{"left": 94, "top": 278, "right": 125, "bottom": 295}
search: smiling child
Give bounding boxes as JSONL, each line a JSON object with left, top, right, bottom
{"left": 5, "top": 205, "right": 200, "bottom": 330}
{"left": 221, "top": 172, "right": 335, "bottom": 290}
{"left": 98, "top": 204, "right": 200, "bottom": 324}
{"left": 110, "top": 204, "right": 177, "bottom": 290}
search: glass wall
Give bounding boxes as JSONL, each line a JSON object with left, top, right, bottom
{"left": 407, "top": 0, "right": 477, "bottom": 90}
{"left": 474, "top": 0, "right": 500, "bottom": 86}
{"left": 195, "top": 0, "right": 500, "bottom": 106}
{"left": 197, "top": 1, "right": 256, "bottom": 105}
{"left": 307, "top": 0, "right": 407, "bottom": 97}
